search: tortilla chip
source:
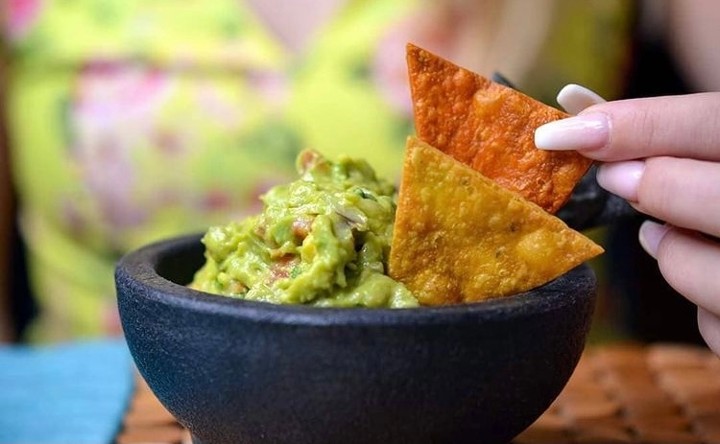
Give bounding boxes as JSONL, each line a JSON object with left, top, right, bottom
{"left": 388, "top": 137, "right": 604, "bottom": 305}
{"left": 406, "top": 43, "right": 593, "bottom": 213}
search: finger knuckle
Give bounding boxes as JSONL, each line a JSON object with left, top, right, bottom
{"left": 697, "top": 94, "right": 720, "bottom": 153}
{"left": 627, "top": 106, "right": 661, "bottom": 154}
{"left": 637, "top": 157, "right": 676, "bottom": 215}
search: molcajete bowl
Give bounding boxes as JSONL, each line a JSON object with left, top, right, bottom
{"left": 115, "top": 233, "right": 597, "bottom": 444}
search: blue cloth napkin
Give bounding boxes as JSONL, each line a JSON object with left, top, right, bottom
{"left": 0, "top": 339, "right": 134, "bottom": 444}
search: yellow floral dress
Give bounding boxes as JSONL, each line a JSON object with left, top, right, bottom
{"left": 4, "top": 0, "right": 633, "bottom": 341}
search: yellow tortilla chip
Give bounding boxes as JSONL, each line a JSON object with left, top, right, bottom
{"left": 407, "top": 43, "right": 593, "bottom": 213}
{"left": 388, "top": 137, "right": 604, "bottom": 305}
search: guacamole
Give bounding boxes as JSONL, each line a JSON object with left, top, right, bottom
{"left": 191, "top": 150, "right": 418, "bottom": 308}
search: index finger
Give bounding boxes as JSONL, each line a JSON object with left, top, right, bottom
{"left": 536, "top": 92, "right": 720, "bottom": 162}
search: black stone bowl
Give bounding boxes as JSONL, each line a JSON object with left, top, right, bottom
{"left": 115, "top": 233, "right": 597, "bottom": 444}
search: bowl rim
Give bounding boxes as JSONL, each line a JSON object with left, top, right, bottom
{"left": 115, "top": 233, "right": 597, "bottom": 326}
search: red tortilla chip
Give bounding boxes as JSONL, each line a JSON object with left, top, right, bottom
{"left": 388, "top": 137, "right": 604, "bottom": 305}
{"left": 407, "top": 43, "right": 593, "bottom": 213}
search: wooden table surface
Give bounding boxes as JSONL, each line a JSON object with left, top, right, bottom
{"left": 116, "top": 343, "right": 720, "bottom": 444}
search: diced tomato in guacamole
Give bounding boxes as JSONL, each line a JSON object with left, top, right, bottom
{"left": 190, "top": 150, "right": 418, "bottom": 308}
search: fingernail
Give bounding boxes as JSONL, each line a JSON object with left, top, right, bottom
{"left": 535, "top": 113, "right": 609, "bottom": 151}
{"left": 557, "top": 84, "right": 606, "bottom": 115}
{"left": 639, "top": 220, "right": 671, "bottom": 259}
{"left": 596, "top": 161, "right": 645, "bottom": 202}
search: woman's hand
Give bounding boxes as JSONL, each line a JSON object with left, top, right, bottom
{"left": 536, "top": 87, "right": 720, "bottom": 355}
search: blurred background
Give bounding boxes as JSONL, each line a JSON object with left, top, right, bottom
{"left": 0, "top": 0, "right": 718, "bottom": 344}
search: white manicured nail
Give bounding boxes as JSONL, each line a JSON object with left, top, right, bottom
{"left": 557, "top": 84, "right": 606, "bottom": 114}
{"left": 596, "top": 161, "right": 645, "bottom": 202}
{"left": 639, "top": 220, "right": 671, "bottom": 259}
{"left": 535, "top": 113, "right": 610, "bottom": 151}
